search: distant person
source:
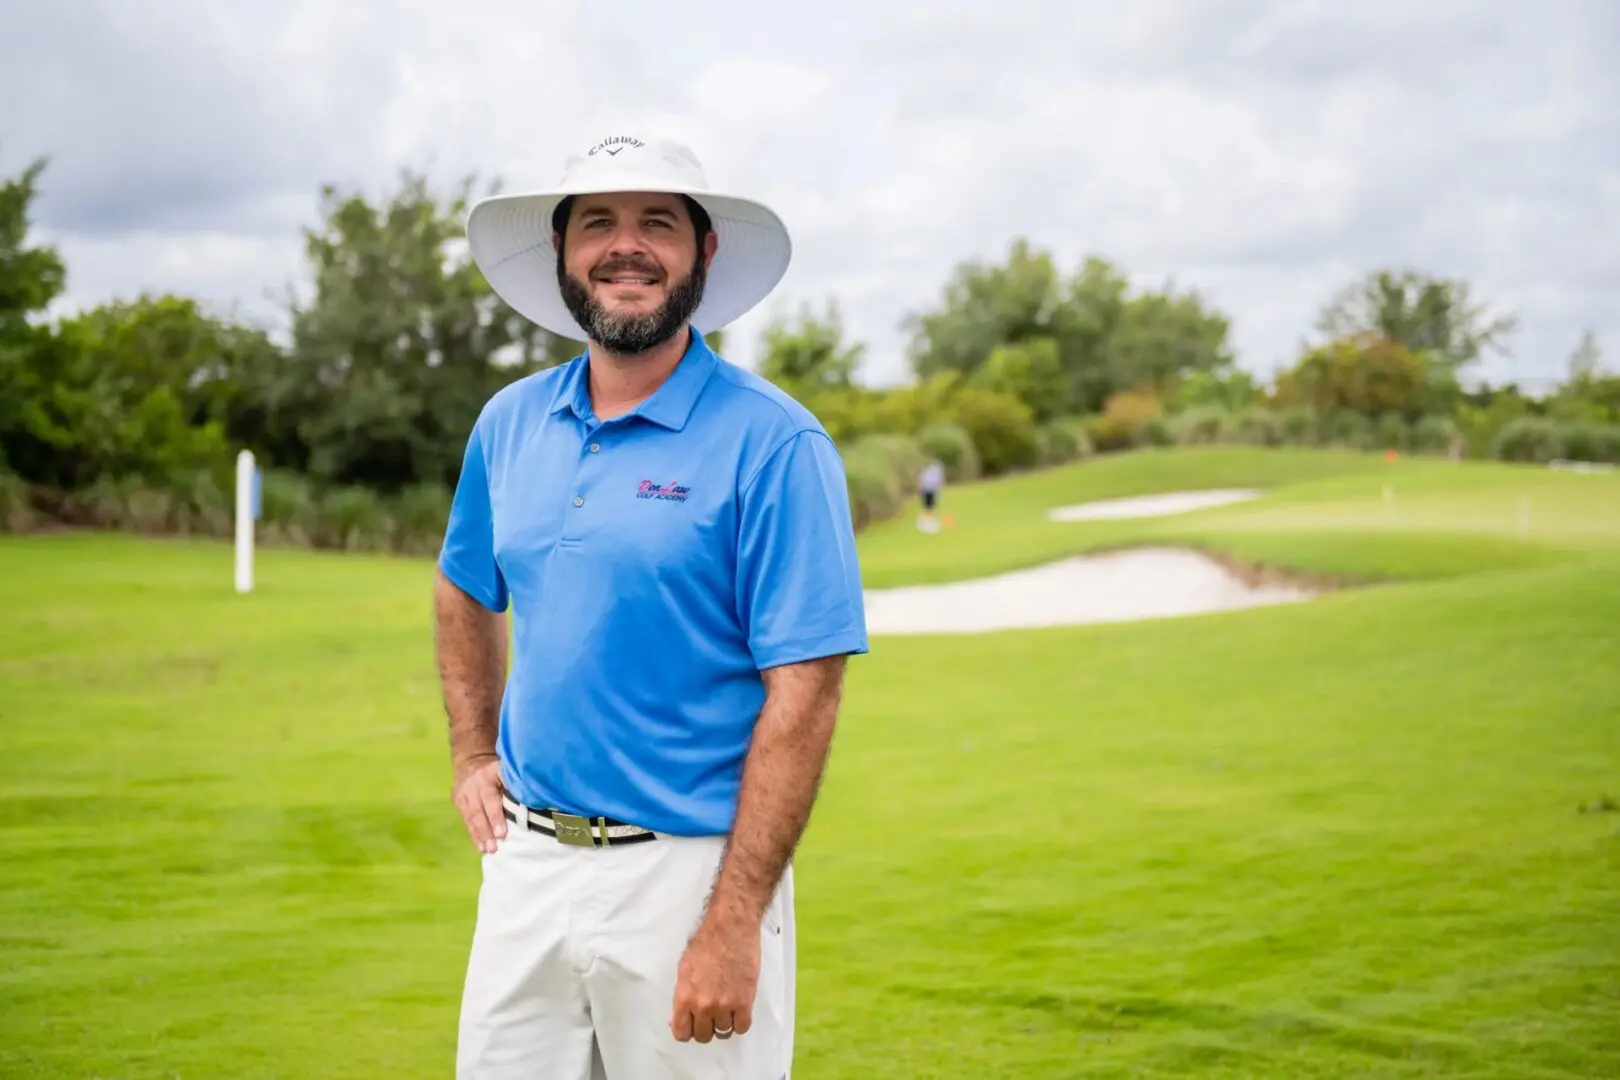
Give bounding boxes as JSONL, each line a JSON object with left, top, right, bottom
{"left": 917, "top": 457, "right": 946, "bottom": 532}
{"left": 434, "top": 132, "right": 869, "bottom": 1079}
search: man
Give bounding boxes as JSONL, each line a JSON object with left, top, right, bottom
{"left": 434, "top": 132, "right": 868, "bottom": 1080}
{"left": 916, "top": 457, "right": 945, "bottom": 533}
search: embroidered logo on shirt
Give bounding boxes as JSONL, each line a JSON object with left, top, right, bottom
{"left": 637, "top": 480, "right": 691, "bottom": 502}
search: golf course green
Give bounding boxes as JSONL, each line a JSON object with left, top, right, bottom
{"left": 1, "top": 447, "right": 1616, "bottom": 1078}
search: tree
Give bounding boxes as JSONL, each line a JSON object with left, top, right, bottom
{"left": 1, "top": 162, "right": 271, "bottom": 489}
{"left": 968, "top": 336, "right": 1066, "bottom": 421}
{"left": 757, "top": 298, "right": 863, "bottom": 394}
{"left": 0, "top": 155, "right": 64, "bottom": 325}
{"left": 1554, "top": 330, "right": 1620, "bottom": 422}
{"left": 902, "top": 238, "right": 1065, "bottom": 381}
{"left": 1105, "top": 283, "right": 1235, "bottom": 404}
{"left": 1568, "top": 329, "right": 1602, "bottom": 382}
{"left": 1170, "top": 367, "right": 1262, "bottom": 413}
{"left": 1273, "top": 333, "right": 1435, "bottom": 420}
{"left": 902, "top": 243, "right": 1235, "bottom": 416}
{"left": 941, "top": 386, "right": 1040, "bottom": 475}
{"left": 282, "top": 168, "right": 558, "bottom": 491}
{"left": 3, "top": 294, "right": 237, "bottom": 489}
{"left": 1050, "top": 255, "right": 1131, "bottom": 414}
{"left": 0, "top": 155, "right": 70, "bottom": 471}
{"left": 1314, "top": 269, "right": 1516, "bottom": 374}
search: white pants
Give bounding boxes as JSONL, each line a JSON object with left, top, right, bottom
{"left": 456, "top": 815, "right": 795, "bottom": 1080}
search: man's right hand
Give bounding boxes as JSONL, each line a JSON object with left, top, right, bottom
{"left": 452, "top": 753, "right": 507, "bottom": 854}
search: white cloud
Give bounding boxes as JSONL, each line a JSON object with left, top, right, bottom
{"left": 686, "top": 60, "right": 833, "bottom": 124}
{"left": 3, "top": 0, "right": 1616, "bottom": 394}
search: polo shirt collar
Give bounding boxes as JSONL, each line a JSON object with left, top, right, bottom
{"left": 548, "top": 327, "right": 718, "bottom": 431}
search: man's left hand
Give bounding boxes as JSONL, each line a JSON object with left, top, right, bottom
{"left": 670, "top": 914, "right": 760, "bottom": 1044}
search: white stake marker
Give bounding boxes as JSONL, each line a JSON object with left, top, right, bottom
{"left": 235, "top": 449, "right": 258, "bottom": 594}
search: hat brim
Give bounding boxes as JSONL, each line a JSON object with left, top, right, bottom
{"left": 465, "top": 182, "right": 791, "bottom": 342}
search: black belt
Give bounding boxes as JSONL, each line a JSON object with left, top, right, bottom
{"left": 501, "top": 793, "right": 657, "bottom": 846}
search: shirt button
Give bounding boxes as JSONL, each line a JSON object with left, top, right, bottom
{"left": 589, "top": 443, "right": 601, "bottom": 453}
{"left": 573, "top": 496, "right": 584, "bottom": 507}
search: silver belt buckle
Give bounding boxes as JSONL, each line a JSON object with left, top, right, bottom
{"left": 549, "top": 812, "right": 596, "bottom": 846}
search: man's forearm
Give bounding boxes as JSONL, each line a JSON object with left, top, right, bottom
{"left": 433, "top": 569, "right": 508, "bottom": 770}
{"left": 703, "top": 655, "right": 847, "bottom": 930}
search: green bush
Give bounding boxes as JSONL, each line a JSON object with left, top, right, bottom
{"left": 1035, "top": 417, "right": 1092, "bottom": 465}
{"left": 1561, "top": 421, "right": 1620, "bottom": 464}
{"left": 1275, "top": 406, "right": 1320, "bottom": 446}
{"left": 124, "top": 485, "right": 178, "bottom": 534}
{"left": 1140, "top": 414, "right": 1173, "bottom": 447}
{"left": 1373, "top": 413, "right": 1410, "bottom": 451}
{"left": 1492, "top": 417, "right": 1566, "bottom": 464}
{"left": 318, "top": 486, "right": 394, "bottom": 551}
{"left": 1170, "top": 405, "right": 1233, "bottom": 445}
{"left": 855, "top": 433, "right": 928, "bottom": 487}
{"left": 1323, "top": 411, "right": 1373, "bottom": 450}
{"left": 943, "top": 387, "right": 1040, "bottom": 475}
{"left": 57, "top": 475, "right": 171, "bottom": 532}
{"left": 1410, "top": 415, "right": 1460, "bottom": 456}
{"left": 259, "top": 469, "right": 321, "bottom": 547}
{"left": 0, "top": 469, "right": 34, "bottom": 533}
{"left": 842, "top": 436, "right": 916, "bottom": 531}
{"left": 391, "top": 483, "right": 453, "bottom": 555}
{"left": 913, "top": 420, "right": 981, "bottom": 482}
{"left": 71, "top": 476, "right": 132, "bottom": 529}
{"left": 1456, "top": 399, "right": 1532, "bottom": 460}
{"left": 1232, "top": 408, "right": 1282, "bottom": 447}
{"left": 1090, "top": 391, "right": 1165, "bottom": 452}
{"left": 1597, "top": 426, "right": 1620, "bottom": 465}
{"left": 799, "top": 386, "right": 867, "bottom": 445}
{"left": 166, "top": 467, "right": 233, "bottom": 538}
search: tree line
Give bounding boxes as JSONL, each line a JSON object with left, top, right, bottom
{"left": 2, "top": 156, "right": 1616, "bottom": 546}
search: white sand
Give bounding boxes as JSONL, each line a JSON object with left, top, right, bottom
{"left": 865, "top": 489, "right": 1314, "bottom": 635}
{"left": 864, "top": 546, "right": 1316, "bottom": 636}
{"left": 1047, "top": 488, "right": 1262, "bottom": 522}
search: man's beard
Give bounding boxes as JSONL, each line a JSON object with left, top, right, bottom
{"left": 558, "top": 252, "right": 707, "bottom": 355}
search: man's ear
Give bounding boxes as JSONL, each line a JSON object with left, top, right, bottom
{"left": 702, "top": 229, "right": 719, "bottom": 269}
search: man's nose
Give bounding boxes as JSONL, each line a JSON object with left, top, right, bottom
{"left": 605, "top": 223, "right": 651, "bottom": 256}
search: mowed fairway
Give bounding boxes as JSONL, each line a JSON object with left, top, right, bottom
{"left": 2, "top": 448, "right": 1618, "bottom": 1078}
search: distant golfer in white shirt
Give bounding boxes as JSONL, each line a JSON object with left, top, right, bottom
{"left": 436, "top": 132, "right": 869, "bottom": 1078}
{"left": 917, "top": 458, "right": 945, "bottom": 532}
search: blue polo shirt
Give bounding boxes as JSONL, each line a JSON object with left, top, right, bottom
{"left": 437, "top": 331, "right": 869, "bottom": 837}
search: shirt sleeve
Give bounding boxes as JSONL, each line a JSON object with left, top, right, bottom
{"left": 735, "top": 430, "right": 870, "bottom": 670}
{"left": 438, "top": 419, "right": 509, "bottom": 613}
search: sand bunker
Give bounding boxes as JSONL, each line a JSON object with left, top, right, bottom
{"left": 1047, "top": 488, "right": 1262, "bottom": 522}
{"left": 863, "top": 546, "right": 1316, "bottom": 635}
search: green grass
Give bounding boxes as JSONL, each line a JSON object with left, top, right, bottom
{"left": 2, "top": 447, "right": 1618, "bottom": 1078}
{"left": 860, "top": 447, "right": 1620, "bottom": 586}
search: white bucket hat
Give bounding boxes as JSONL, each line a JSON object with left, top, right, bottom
{"left": 465, "top": 134, "right": 792, "bottom": 342}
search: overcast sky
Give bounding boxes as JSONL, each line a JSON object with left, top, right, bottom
{"left": 4, "top": 0, "right": 1615, "bottom": 390}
